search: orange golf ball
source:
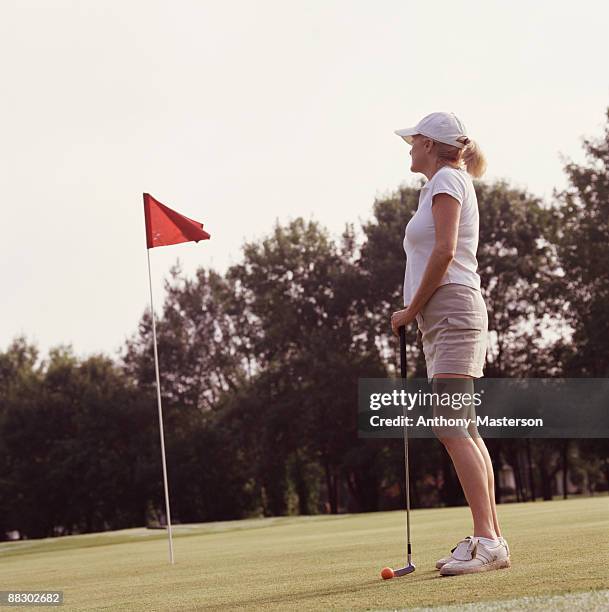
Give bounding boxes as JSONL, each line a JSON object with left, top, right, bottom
{"left": 381, "top": 567, "right": 394, "bottom": 580}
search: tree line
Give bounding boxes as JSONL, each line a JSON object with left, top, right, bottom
{"left": 1, "top": 109, "right": 609, "bottom": 540}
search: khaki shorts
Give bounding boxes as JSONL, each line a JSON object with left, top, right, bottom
{"left": 415, "top": 283, "right": 488, "bottom": 382}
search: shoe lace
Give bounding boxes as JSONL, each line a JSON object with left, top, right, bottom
{"left": 450, "top": 536, "right": 470, "bottom": 553}
{"left": 451, "top": 536, "right": 477, "bottom": 558}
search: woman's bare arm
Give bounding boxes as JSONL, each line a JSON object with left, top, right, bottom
{"left": 404, "top": 192, "right": 461, "bottom": 319}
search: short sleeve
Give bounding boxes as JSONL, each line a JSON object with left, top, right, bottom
{"left": 430, "top": 169, "right": 466, "bottom": 206}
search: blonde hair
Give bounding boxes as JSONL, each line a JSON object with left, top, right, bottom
{"left": 427, "top": 137, "right": 488, "bottom": 179}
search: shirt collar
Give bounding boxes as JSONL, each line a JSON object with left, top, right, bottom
{"left": 421, "top": 166, "right": 452, "bottom": 190}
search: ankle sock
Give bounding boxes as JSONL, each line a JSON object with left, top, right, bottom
{"left": 477, "top": 536, "right": 500, "bottom": 548}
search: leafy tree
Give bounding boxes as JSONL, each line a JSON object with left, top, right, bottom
{"left": 551, "top": 106, "right": 609, "bottom": 376}
{"left": 120, "top": 263, "right": 261, "bottom": 522}
{"left": 226, "top": 218, "right": 387, "bottom": 513}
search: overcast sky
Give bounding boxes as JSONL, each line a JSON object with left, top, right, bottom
{"left": 2, "top": 0, "right": 608, "bottom": 362}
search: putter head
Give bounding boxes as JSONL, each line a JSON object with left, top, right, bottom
{"left": 393, "top": 563, "right": 416, "bottom": 577}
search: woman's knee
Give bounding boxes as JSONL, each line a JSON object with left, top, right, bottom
{"left": 433, "top": 428, "right": 470, "bottom": 448}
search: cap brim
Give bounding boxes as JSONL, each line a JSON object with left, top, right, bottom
{"left": 394, "top": 127, "right": 416, "bottom": 145}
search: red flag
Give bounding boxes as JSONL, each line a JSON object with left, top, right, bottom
{"left": 143, "top": 193, "right": 211, "bottom": 249}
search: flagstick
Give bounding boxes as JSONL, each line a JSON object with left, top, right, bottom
{"left": 146, "top": 248, "right": 175, "bottom": 565}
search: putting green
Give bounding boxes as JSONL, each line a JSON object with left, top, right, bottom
{"left": 1, "top": 497, "right": 608, "bottom": 610}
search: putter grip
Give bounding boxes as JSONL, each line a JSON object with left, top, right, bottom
{"left": 399, "top": 325, "right": 407, "bottom": 379}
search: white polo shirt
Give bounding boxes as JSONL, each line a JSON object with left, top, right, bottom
{"left": 403, "top": 165, "right": 481, "bottom": 306}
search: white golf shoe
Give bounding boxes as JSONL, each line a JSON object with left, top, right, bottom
{"left": 439, "top": 536, "right": 511, "bottom": 576}
{"left": 436, "top": 536, "right": 510, "bottom": 570}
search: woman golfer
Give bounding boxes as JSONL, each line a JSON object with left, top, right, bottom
{"left": 390, "top": 112, "right": 510, "bottom": 576}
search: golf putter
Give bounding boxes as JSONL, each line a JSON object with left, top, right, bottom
{"left": 392, "top": 326, "right": 416, "bottom": 576}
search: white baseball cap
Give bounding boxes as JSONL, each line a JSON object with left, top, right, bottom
{"left": 394, "top": 112, "right": 470, "bottom": 149}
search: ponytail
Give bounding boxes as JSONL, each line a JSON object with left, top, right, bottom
{"left": 460, "top": 139, "right": 487, "bottom": 178}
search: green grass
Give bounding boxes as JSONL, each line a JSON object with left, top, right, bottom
{"left": 1, "top": 497, "right": 608, "bottom": 610}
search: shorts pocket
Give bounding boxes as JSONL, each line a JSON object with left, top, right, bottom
{"left": 446, "top": 312, "right": 485, "bottom": 331}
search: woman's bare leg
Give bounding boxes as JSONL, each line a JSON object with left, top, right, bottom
{"left": 434, "top": 373, "right": 498, "bottom": 540}
{"left": 471, "top": 435, "right": 502, "bottom": 537}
